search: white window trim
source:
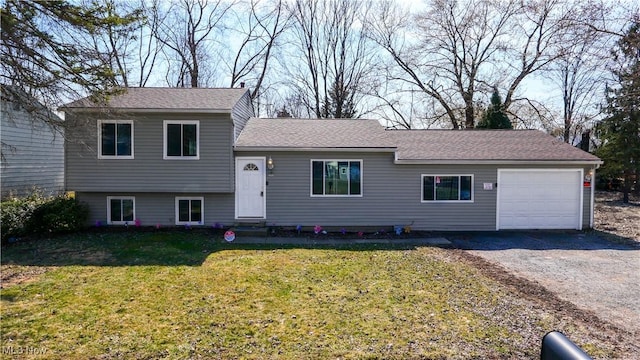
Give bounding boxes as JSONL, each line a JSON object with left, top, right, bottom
{"left": 421, "top": 174, "right": 474, "bottom": 203}
{"left": 175, "top": 196, "right": 205, "bottom": 225}
{"left": 163, "top": 120, "right": 200, "bottom": 160}
{"left": 97, "top": 120, "right": 134, "bottom": 159}
{"left": 107, "top": 196, "right": 135, "bottom": 225}
{"left": 310, "top": 159, "right": 363, "bottom": 197}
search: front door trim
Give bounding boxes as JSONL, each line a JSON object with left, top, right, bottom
{"left": 235, "top": 157, "right": 266, "bottom": 219}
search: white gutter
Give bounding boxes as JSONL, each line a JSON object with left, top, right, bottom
{"left": 59, "top": 108, "right": 232, "bottom": 114}
{"left": 234, "top": 146, "right": 397, "bottom": 153}
{"left": 394, "top": 157, "right": 603, "bottom": 166}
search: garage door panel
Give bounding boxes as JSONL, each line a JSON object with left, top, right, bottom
{"left": 498, "top": 169, "right": 582, "bottom": 230}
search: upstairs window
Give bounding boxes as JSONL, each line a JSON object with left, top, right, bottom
{"left": 311, "top": 160, "right": 362, "bottom": 196}
{"left": 164, "top": 120, "right": 199, "bottom": 159}
{"left": 99, "top": 120, "right": 133, "bottom": 159}
{"left": 422, "top": 175, "right": 473, "bottom": 202}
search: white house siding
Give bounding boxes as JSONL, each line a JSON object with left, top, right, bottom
{"left": 240, "top": 151, "right": 594, "bottom": 231}
{"left": 1, "top": 98, "right": 64, "bottom": 197}
{"left": 65, "top": 112, "right": 236, "bottom": 193}
{"left": 78, "top": 192, "right": 236, "bottom": 227}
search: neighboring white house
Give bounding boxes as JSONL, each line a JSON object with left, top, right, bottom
{"left": 1, "top": 85, "right": 64, "bottom": 198}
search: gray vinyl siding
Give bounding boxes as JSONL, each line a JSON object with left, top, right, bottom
{"left": 242, "top": 151, "right": 595, "bottom": 231}
{"left": 65, "top": 112, "right": 235, "bottom": 193}
{"left": 1, "top": 100, "right": 64, "bottom": 197}
{"left": 244, "top": 151, "right": 496, "bottom": 231}
{"left": 231, "top": 92, "right": 254, "bottom": 141}
{"left": 584, "top": 166, "right": 596, "bottom": 228}
{"left": 77, "top": 192, "right": 235, "bottom": 226}
{"left": 583, "top": 187, "right": 591, "bottom": 228}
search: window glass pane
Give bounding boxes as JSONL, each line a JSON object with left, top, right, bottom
{"left": 436, "top": 176, "right": 459, "bottom": 200}
{"left": 423, "top": 176, "right": 434, "bottom": 201}
{"left": 110, "top": 199, "right": 122, "bottom": 221}
{"left": 183, "top": 124, "right": 197, "bottom": 156}
{"left": 335, "top": 161, "right": 349, "bottom": 195}
{"left": 349, "top": 161, "right": 361, "bottom": 195}
{"left": 325, "top": 161, "right": 338, "bottom": 195}
{"left": 460, "top": 176, "right": 472, "bottom": 200}
{"left": 312, "top": 161, "right": 324, "bottom": 195}
{"left": 178, "top": 200, "right": 190, "bottom": 222}
{"left": 191, "top": 200, "right": 202, "bottom": 222}
{"left": 167, "top": 124, "right": 182, "bottom": 156}
{"left": 117, "top": 123, "right": 132, "bottom": 156}
{"left": 122, "top": 199, "right": 134, "bottom": 221}
{"left": 101, "top": 123, "right": 116, "bottom": 156}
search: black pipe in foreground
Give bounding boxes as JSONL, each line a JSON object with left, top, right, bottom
{"left": 541, "top": 331, "right": 593, "bottom": 360}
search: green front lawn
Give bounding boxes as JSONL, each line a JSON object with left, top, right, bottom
{"left": 0, "top": 231, "right": 621, "bottom": 359}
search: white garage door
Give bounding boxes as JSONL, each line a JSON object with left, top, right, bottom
{"left": 497, "top": 169, "right": 583, "bottom": 230}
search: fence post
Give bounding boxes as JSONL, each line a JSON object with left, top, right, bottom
{"left": 541, "top": 331, "right": 593, "bottom": 360}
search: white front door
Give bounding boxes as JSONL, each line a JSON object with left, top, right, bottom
{"left": 236, "top": 157, "right": 266, "bottom": 219}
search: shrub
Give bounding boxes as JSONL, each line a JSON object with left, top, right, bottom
{"left": 1, "top": 192, "right": 49, "bottom": 241}
{"left": 1, "top": 193, "right": 89, "bottom": 242}
{"left": 25, "top": 197, "right": 89, "bottom": 236}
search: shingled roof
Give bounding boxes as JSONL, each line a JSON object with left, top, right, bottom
{"left": 235, "top": 118, "right": 601, "bottom": 163}
{"left": 388, "top": 129, "right": 601, "bottom": 163}
{"left": 61, "top": 87, "right": 249, "bottom": 112}
{"left": 235, "top": 118, "right": 397, "bottom": 150}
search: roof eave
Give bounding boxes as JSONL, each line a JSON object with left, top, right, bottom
{"left": 59, "top": 107, "right": 232, "bottom": 114}
{"left": 234, "top": 146, "right": 397, "bottom": 153}
{"left": 394, "top": 158, "right": 603, "bottom": 166}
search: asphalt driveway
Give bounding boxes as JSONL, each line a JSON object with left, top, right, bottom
{"left": 448, "top": 232, "right": 640, "bottom": 337}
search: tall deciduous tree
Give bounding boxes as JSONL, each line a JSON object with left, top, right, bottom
{"left": 369, "top": 0, "right": 592, "bottom": 129}
{"left": 227, "top": 0, "right": 289, "bottom": 102}
{"left": 541, "top": 2, "right": 618, "bottom": 144}
{"left": 596, "top": 20, "right": 640, "bottom": 203}
{"left": 284, "top": 0, "right": 375, "bottom": 118}
{"left": 154, "top": 0, "right": 233, "bottom": 87}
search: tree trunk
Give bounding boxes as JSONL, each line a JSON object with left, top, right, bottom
{"left": 623, "top": 171, "right": 631, "bottom": 204}
{"left": 463, "top": 92, "right": 474, "bottom": 129}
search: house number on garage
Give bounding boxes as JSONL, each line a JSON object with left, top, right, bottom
{"left": 483, "top": 183, "right": 493, "bottom": 190}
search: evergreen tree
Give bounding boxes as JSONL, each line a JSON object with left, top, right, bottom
{"left": 1, "top": 0, "right": 141, "bottom": 104}
{"left": 595, "top": 21, "right": 640, "bottom": 203}
{"left": 276, "top": 107, "right": 292, "bottom": 118}
{"left": 476, "top": 88, "right": 513, "bottom": 129}
{"left": 322, "top": 79, "right": 358, "bottom": 118}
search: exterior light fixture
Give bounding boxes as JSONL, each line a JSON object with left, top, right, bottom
{"left": 267, "top": 156, "right": 274, "bottom": 175}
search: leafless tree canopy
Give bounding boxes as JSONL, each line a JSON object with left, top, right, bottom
{"left": 282, "top": 0, "right": 376, "bottom": 118}
{"left": 2, "top": 0, "right": 637, "bottom": 134}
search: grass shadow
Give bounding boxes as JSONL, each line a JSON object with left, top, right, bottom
{"left": 1, "top": 229, "right": 437, "bottom": 268}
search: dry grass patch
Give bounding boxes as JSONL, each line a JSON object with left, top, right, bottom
{"left": 595, "top": 191, "right": 640, "bottom": 243}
